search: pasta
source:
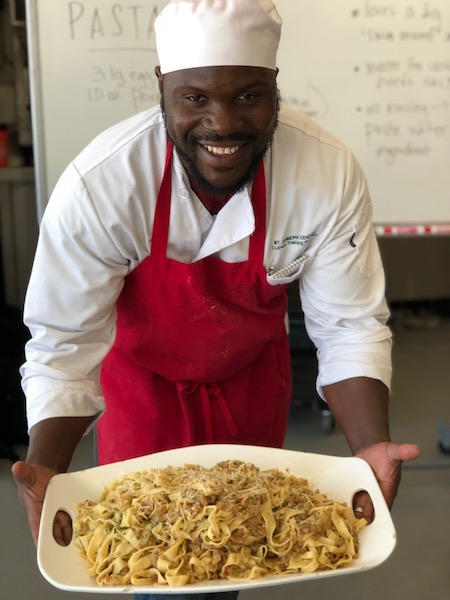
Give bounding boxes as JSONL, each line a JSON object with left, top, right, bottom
{"left": 72, "top": 460, "right": 366, "bottom": 587}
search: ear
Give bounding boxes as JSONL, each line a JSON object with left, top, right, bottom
{"left": 155, "top": 66, "right": 164, "bottom": 93}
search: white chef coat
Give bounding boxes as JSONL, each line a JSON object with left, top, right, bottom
{"left": 21, "top": 105, "right": 392, "bottom": 432}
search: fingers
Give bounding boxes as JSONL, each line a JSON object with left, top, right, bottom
{"left": 53, "top": 510, "right": 73, "bottom": 547}
{"left": 352, "top": 490, "right": 374, "bottom": 523}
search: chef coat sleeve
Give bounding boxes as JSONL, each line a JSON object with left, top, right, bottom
{"left": 298, "top": 150, "right": 392, "bottom": 400}
{"left": 20, "top": 164, "right": 132, "bottom": 433}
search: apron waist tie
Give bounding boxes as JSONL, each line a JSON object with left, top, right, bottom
{"left": 176, "top": 381, "right": 238, "bottom": 443}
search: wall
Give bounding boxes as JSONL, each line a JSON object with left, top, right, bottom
{"left": 379, "top": 236, "right": 450, "bottom": 302}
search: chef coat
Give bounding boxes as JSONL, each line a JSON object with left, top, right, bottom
{"left": 21, "top": 105, "right": 392, "bottom": 432}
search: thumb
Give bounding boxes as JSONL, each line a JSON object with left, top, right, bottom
{"left": 390, "top": 443, "right": 421, "bottom": 463}
{"left": 11, "top": 460, "right": 36, "bottom": 487}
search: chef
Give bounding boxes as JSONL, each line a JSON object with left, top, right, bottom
{"left": 13, "top": 3, "right": 419, "bottom": 587}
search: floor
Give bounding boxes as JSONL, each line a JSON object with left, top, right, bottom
{"left": 1, "top": 304, "right": 449, "bottom": 600}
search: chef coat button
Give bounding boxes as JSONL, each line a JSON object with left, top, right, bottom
{"left": 179, "top": 188, "right": 190, "bottom": 199}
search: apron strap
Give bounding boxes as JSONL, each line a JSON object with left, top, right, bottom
{"left": 176, "top": 381, "right": 238, "bottom": 443}
{"left": 151, "top": 141, "right": 174, "bottom": 259}
{"left": 248, "top": 161, "right": 267, "bottom": 265}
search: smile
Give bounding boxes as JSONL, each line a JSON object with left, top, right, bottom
{"left": 203, "top": 145, "right": 240, "bottom": 156}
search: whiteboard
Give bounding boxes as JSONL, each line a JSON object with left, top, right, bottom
{"left": 27, "top": 0, "right": 450, "bottom": 224}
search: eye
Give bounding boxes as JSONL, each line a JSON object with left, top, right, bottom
{"left": 237, "top": 92, "right": 258, "bottom": 102}
{"left": 184, "top": 94, "right": 206, "bottom": 103}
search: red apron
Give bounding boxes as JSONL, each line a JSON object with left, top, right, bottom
{"left": 98, "top": 142, "right": 291, "bottom": 464}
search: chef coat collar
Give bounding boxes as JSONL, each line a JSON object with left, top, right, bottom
{"left": 170, "top": 148, "right": 256, "bottom": 261}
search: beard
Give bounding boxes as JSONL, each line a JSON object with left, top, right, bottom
{"left": 161, "top": 90, "right": 281, "bottom": 198}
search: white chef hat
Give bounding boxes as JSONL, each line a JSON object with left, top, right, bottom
{"left": 155, "top": 0, "right": 282, "bottom": 74}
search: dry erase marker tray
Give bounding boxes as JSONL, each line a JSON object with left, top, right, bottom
{"left": 38, "top": 444, "right": 396, "bottom": 594}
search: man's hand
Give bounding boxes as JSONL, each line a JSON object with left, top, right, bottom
{"left": 11, "top": 416, "right": 97, "bottom": 546}
{"left": 352, "top": 441, "right": 420, "bottom": 522}
{"left": 11, "top": 461, "right": 72, "bottom": 547}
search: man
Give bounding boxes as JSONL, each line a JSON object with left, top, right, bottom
{"left": 13, "top": 1, "right": 419, "bottom": 598}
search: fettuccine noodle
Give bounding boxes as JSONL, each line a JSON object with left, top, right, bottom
{"left": 73, "top": 460, "right": 366, "bottom": 587}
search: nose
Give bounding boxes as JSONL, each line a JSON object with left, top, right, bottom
{"left": 202, "top": 101, "right": 244, "bottom": 137}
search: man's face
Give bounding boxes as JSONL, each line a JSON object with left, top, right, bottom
{"left": 157, "top": 65, "right": 279, "bottom": 198}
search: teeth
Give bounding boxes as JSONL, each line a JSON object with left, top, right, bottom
{"left": 205, "top": 145, "right": 240, "bottom": 155}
